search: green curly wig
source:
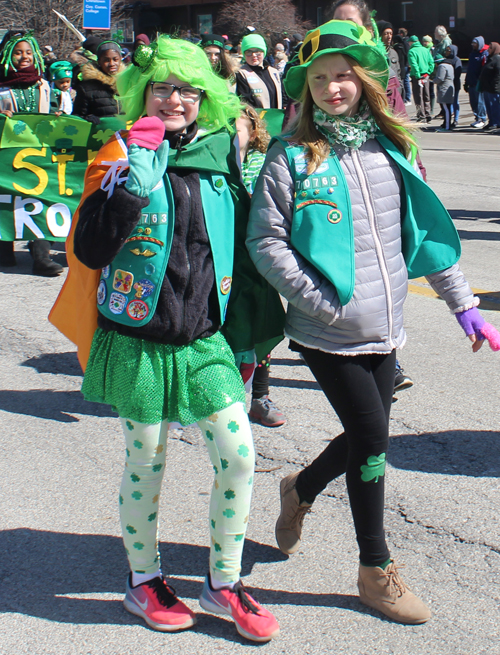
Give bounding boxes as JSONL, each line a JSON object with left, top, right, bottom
{"left": 0, "top": 32, "right": 45, "bottom": 74}
{"left": 117, "top": 35, "right": 243, "bottom": 133}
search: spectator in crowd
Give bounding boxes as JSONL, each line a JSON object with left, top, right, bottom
{"left": 434, "top": 54, "right": 455, "bottom": 131}
{"left": 235, "top": 33, "right": 282, "bottom": 109}
{"left": 73, "top": 40, "right": 124, "bottom": 122}
{"left": 444, "top": 44, "right": 462, "bottom": 127}
{"left": 433, "top": 25, "right": 452, "bottom": 60}
{"left": 465, "top": 36, "right": 489, "bottom": 128}
{"left": 274, "top": 44, "right": 288, "bottom": 75}
{"left": 397, "top": 26, "right": 411, "bottom": 102}
{"left": 200, "top": 34, "right": 234, "bottom": 82}
{"left": 377, "top": 20, "right": 403, "bottom": 96}
{"left": 479, "top": 42, "right": 500, "bottom": 130}
{"left": 408, "top": 35, "right": 434, "bottom": 122}
{"left": 422, "top": 35, "right": 436, "bottom": 115}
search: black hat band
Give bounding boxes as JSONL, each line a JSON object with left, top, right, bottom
{"left": 299, "top": 32, "right": 358, "bottom": 65}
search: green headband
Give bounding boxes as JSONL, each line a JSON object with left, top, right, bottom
{"left": 284, "top": 20, "right": 389, "bottom": 101}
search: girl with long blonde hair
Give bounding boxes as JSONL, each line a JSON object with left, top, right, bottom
{"left": 247, "top": 19, "right": 500, "bottom": 626}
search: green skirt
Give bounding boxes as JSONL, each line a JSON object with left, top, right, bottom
{"left": 81, "top": 329, "right": 245, "bottom": 425}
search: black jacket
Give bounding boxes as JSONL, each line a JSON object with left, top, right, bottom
{"left": 73, "top": 63, "right": 123, "bottom": 119}
{"left": 479, "top": 54, "right": 500, "bottom": 94}
{"left": 235, "top": 62, "right": 279, "bottom": 109}
{"left": 74, "top": 127, "right": 220, "bottom": 346}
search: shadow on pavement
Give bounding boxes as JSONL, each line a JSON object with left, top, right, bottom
{"left": 389, "top": 430, "right": 500, "bottom": 477}
{"left": 22, "top": 352, "right": 82, "bottom": 377}
{"left": 269, "top": 377, "right": 321, "bottom": 391}
{"left": 0, "top": 389, "right": 115, "bottom": 422}
{"left": 449, "top": 209, "right": 500, "bottom": 221}
{"left": 457, "top": 229, "right": 500, "bottom": 242}
{"left": 0, "top": 528, "right": 359, "bottom": 634}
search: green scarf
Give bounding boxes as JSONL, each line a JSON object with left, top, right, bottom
{"left": 313, "top": 100, "right": 378, "bottom": 150}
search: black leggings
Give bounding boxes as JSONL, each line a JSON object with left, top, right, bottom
{"left": 295, "top": 347, "right": 396, "bottom": 566}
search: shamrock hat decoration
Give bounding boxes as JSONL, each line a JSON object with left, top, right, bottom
{"left": 284, "top": 20, "right": 389, "bottom": 101}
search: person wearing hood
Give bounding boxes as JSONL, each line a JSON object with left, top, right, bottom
{"left": 465, "top": 37, "right": 489, "bottom": 128}
{"left": 235, "top": 33, "right": 282, "bottom": 109}
{"left": 133, "top": 34, "right": 150, "bottom": 51}
{"left": 73, "top": 40, "right": 124, "bottom": 122}
{"left": 478, "top": 42, "right": 500, "bottom": 130}
{"left": 433, "top": 55, "right": 455, "bottom": 131}
{"left": 407, "top": 35, "right": 434, "bottom": 122}
{"left": 444, "top": 44, "right": 462, "bottom": 127}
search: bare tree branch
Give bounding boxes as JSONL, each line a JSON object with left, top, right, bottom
{"left": 0, "top": 0, "right": 127, "bottom": 58}
{"left": 215, "top": 0, "right": 311, "bottom": 44}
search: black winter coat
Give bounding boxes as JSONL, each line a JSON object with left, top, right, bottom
{"left": 479, "top": 54, "right": 500, "bottom": 94}
{"left": 73, "top": 63, "right": 123, "bottom": 119}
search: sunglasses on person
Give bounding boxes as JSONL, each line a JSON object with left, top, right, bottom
{"left": 150, "top": 82, "right": 204, "bottom": 103}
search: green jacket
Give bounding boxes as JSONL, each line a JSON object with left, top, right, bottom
{"left": 408, "top": 41, "right": 435, "bottom": 78}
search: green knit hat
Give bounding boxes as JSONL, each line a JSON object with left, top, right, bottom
{"left": 284, "top": 20, "right": 389, "bottom": 101}
{"left": 241, "top": 33, "right": 267, "bottom": 56}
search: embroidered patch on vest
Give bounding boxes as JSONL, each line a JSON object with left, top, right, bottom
{"left": 127, "top": 300, "right": 149, "bottom": 321}
{"left": 133, "top": 279, "right": 155, "bottom": 300}
{"left": 97, "top": 280, "right": 107, "bottom": 306}
{"left": 295, "top": 199, "right": 338, "bottom": 211}
{"left": 220, "top": 276, "right": 232, "bottom": 295}
{"left": 125, "top": 235, "right": 164, "bottom": 248}
{"left": 113, "top": 269, "right": 134, "bottom": 294}
{"left": 109, "top": 292, "right": 127, "bottom": 315}
{"left": 129, "top": 247, "right": 157, "bottom": 258}
{"left": 327, "top": 209, "right": 342, "bottom": 224}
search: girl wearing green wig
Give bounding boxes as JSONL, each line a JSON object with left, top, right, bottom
{"left": 67, "top": 35, "right": 281, "bottom": 642}
{"left": 0, "top": 30, "right": 62, "bottom": 275}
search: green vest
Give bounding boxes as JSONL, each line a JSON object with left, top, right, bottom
{"left": 97, "top": 169, "right": 235, "bottom": 328}
{"left": 274, "top": 134, "right": 461, "bottom": 305}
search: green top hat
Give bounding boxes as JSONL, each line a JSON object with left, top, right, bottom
{"left": 284, "top": 20, "right": 389, "bottom": 101}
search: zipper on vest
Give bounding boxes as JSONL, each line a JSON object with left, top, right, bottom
{"left": 351, "top": 148, "right": 395, "bottom": 349}
{"left": 180, "top": 178, "right": 192, "bottom": 336}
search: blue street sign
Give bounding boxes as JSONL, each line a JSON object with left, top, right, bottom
{"left": 83, "top": 0, "right": 111, "bottom": 30}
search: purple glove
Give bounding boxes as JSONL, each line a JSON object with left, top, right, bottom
{"left": 127, "top": 116, "right": 165, "bottom": 150}
{"left": 455, "top": 307, "right": 500, "bottom": 351}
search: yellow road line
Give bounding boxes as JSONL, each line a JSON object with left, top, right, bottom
{"left": 408, "top": 278, "right": 500, "bottom": 311}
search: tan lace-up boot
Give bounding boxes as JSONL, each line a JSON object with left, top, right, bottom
{"left": 275, "top": 471, "right": 312, "bottom": 555}
{"left": 358, "top": 561, "right": 431, "bottom": 624}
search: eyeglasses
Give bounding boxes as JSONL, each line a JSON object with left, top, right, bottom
{"left": 150, "top": 82, "right": 204, "bottom": 103}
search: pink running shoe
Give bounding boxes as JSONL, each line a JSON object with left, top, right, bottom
{"left": 199, "top": 575, "right": 280, "bottom": 642}
{"left": 123, "top": 574, "right": 196, "bottom": 632}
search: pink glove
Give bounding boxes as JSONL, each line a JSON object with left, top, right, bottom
{"left": 127, "top": 116, "right": 165, "bottom": 150}
{"left": 455, "top": 307, "right": 500, "bottom": 351}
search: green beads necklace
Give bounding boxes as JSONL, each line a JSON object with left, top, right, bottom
{"left": 12, "top": 85, "right": 37, "bottom": 113}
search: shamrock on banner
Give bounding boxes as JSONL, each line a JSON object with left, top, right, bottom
{"left": 0, "top": 113, "right": 126, "bottom": 242}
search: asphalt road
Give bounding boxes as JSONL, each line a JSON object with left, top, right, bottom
{"left": 1, "top": 100, "right": 499, "bottom": 655}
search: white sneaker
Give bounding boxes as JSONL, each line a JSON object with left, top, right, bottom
{"left": 471, "top": 120, "right": 485, "bottom": 128}
{"left": 404, "top": 101, "right": 412, "bottom": 106}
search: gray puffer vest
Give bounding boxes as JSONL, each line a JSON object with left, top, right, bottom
{"left": 247, "top": 138, "right": 474, "bottom": 354}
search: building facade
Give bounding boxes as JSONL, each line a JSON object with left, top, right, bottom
{"left": 130, "top": 0, "right": 499, "bottom": 56}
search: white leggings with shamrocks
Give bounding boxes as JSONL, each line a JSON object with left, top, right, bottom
{"left": 119, "top": 402, "right": 254, "bottom": 584}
